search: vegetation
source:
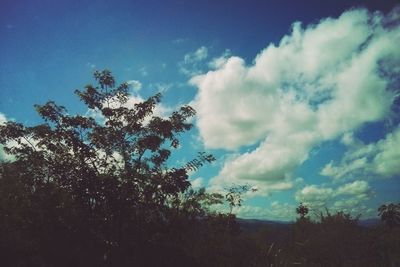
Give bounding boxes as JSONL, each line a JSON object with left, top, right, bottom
{"left": 0, "top": 70, "right": 399, "bottom": 266}
{"left": 225, "top": 184, "right": 251, "bottom": 214}
{"left": 0, "top": 70, "right": 222, "bottom": 266}
{"left": 378, "top": 202, "right": 400, "bottom": 228}
{"left": 295, "top": 202, "right": 309, "bottom": 219}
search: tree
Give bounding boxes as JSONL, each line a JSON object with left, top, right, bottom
{"left": 0, "top": 70, "right": 216, "bottom": 266}
{"left": 296, "top": 202, "right": 309, "bottom": 219}
{"left": 378, "top": 203, "right": 400, "bottom": 228}
{"left": 225, "top": 184, "right": 250, "bottom": 214}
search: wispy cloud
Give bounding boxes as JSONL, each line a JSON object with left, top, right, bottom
{"left": 138, "top": 67, "right": 148, "bottom": 77}
{"left": 179, "top": 46, "right": 209, "bottom": 76}
{"left": 126, "top": 80, "right": 142, "bottom": 92}
{"left": 86, "top": 62, "right": 96, "bottom": 69}
{"left": 208, "top": 49, "right": 231, "bottom": 69}
{"left": 172, "top": 37, "right": 188, "bottom": 45}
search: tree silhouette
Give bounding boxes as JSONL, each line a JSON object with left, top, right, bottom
{"left": 225, "top": 184, "right": 250, "bottom": 214}
{"left": 296, "top": 202, "right": 309, "bottom": 219}
{"left": 0, "top": 70, "right": 216, "bottom": 266}
{"left": 378, "top": 203, "right": 400, "bottom": 228}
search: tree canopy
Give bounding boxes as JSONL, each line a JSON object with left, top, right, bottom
{"left": 0, "top": 70, "right": 219, "bottom": 266}
{"left": 379, "top": 203, "right": 400, "bottom": 228}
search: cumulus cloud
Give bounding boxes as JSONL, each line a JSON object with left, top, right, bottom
{"left": 295, "top": 180, "right": 372, "bottom": 212}
{"left": 336, "top": 180, "right": 371, "bottom": 196}
{"left": 208, "top": 49, "right": 232, "bottom": 69}
{"left": 214, "top": 179, "right": 373, "bottom": 220}
{"left": 295, "top": 185, "right": 335, "bottom": 208}
{"left": 179, "top": 46, "right": 208, "bottom": 76}
{"left": 190, "top": 7, "right": 400, "bottom": 195}
{"left": 321, "top": 127, "right": 400, "bottom": 180}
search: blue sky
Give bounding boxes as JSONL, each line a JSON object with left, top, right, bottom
{"left": 1, "top": 0, "right": 399, "bottom": 221}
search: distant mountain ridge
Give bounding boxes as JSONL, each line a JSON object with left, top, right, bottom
{"left": 358, "top": 218, "right": 381, "bottom": 227}
{"left": 237, "top": 217, "right": 382, "bottom": 228}
{"left": 236, "top": 218, "right": 292, "bottom": 225}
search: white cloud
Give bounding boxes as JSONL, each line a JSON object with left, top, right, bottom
{"left": 295, "top": 185, "right": 335, "bottom": 208}
{"left": 295, "top": 180, "right": 372, "bottom": 212}
{"left": 0, "top": 113, "right": 7, "bottom": 125}
{"left": 149, "top": 82, "right": 173, "bottom": 93}
{"left": 340, "top": 132, "right": 360, "bottom": 146}
{"left": 333, "top": 198, "right": 364, "bottom": 209}
{"left": 374, "top": 128, "right": 400, "bottom": 176}
{"left": 0, "top": 113, "right": 13, "bottom": 161}
{"left": 190, "top": 7, "right": 400, "bottom": 195}
{"left": 208, "top": 49, "right": 232, "bottom": 69}
{"left": 235, "top": 201, "right": 296, "bottom": 221}
{"left": 321, "top": 127, "right": 400, "bottom": 180}
{"left": 185, "top": 46, "right": 208, "bottom": 62}
{"left": 179, "top": 46, "right": 209, "bottom": 75}
{"left": 336, "top": 180, "right": 371, "bottom": 196}
{"left": 190, "top": 177, "right": 204, "bottom": 189}
{"left": 0, "top": 113, "right": 35, "bottom": 162}
{"left": 320, "top": 157, "right": 368, "bottom": 179}
{"left": 126, "top": 80, "right": 142, "bottom": 91}
{"left": 234, "top": 180, "right": 373, "bottom": 220}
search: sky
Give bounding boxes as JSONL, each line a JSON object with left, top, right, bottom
{"left": 1, "top": 0, "right": 399, "bottom": 221}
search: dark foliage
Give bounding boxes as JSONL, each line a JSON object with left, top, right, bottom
{"left": 239, "top": 204, "right": 400, "bottom": 267}
{"left": 225, "top": 184, "right": 251, "bottom": 214}
{"left": 0, "top": 70, "right": 222, "bottom": 266}
{"left": 296, "top": 202, "right": 309, "bottom": 219}
{"left": 378, "top": 202, "right": 400, "bottom": 228}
